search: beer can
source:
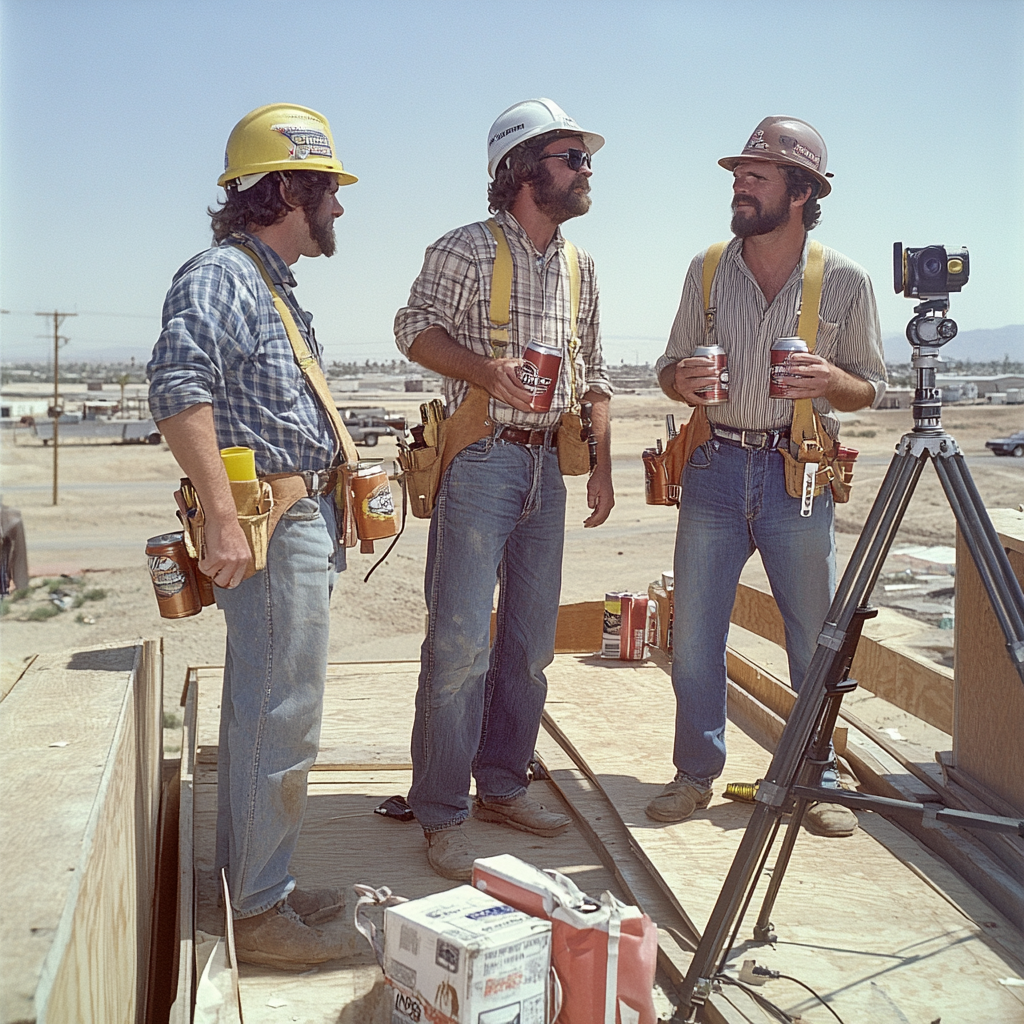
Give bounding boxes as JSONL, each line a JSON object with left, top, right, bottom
{"left": 350, "top": 462, "right": 398, "bottom": 541}
{"left": 602, "top": 592, "right": 654, "bottom": 660}
{"left": 692, "top": 344, "right": 729, "bottom": 404}
{"left": 770, "top": 337, "right": 809, "bottom": 398}
{"left": 518, "top": 340, "right": 562, "bottom": 413}
{"left": 146, "top": 532, "right": 202, "bottom": 619}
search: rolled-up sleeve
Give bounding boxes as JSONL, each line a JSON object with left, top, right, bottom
{"left": 655, "top": 253, "right": 705, "bottom": 379}
{"left": 836, "top": 275, "right": 888, "bottom": 408}
{"left": 394, "top": 234, "right": 481, "bottom": 357}
{"left": 577, "top": 250, "right": 612, "bottom": 397}
{"left": 147, "top": 263, "right": 239, "bottom": 421}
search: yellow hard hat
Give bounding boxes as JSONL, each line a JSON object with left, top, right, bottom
{"left": 218, "top": 103, "right": 358, "bottom": 191}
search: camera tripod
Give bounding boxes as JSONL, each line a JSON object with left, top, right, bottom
{"left": 672, "top": 297, "right": 1024, "bottom": 1021}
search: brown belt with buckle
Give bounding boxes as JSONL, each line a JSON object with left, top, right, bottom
{"left": 494, "top": 424, "right": 560, "bottom": 448}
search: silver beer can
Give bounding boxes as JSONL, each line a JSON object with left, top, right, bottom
{"left": 770, "top": 337, "right": 809, "bottom": 398}
{"left": 692, "top": 344, "right": 729, "bottom": 404}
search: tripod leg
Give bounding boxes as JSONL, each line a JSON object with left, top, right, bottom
{"left": 676, "top": 449, "right": 925, "bottom": 1018}
{"left": 933, "top": 454, "right": 1024, "bottom": 681}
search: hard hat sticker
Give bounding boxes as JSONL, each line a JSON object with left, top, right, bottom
{"left": 746, "top": 129, "right": 769, "bottom": 151}
{"left": 271, "top": 124, "right": 333, "bottom": 162}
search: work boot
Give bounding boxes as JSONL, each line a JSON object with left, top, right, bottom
{"left": 287, "top": 886, "right": 346, "bottom": 925}
{"left": 804, "top": 801, "right": 859, "bottom": 838}
{"left": 426, "top": 826, "right": 478, "bottom": 881}
{"left": 233, "top": 900, "right": 345, "bottom": 970}
{"left": 645, "top": 778, "right": 713, "bottom": 822}
{"left": 473, "top": 793, "right": 571, "bottom": 837}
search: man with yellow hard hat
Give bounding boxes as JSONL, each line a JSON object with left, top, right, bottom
{"left": 148, "top": 104, "right": 358, "bottom": 968}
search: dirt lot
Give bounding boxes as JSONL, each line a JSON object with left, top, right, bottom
{"left": 2, "top": 393, "right": 1022, "bottom": 725}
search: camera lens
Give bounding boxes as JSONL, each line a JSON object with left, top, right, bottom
{"left": 922, "top": 255, "right": 943, "bottom": 277}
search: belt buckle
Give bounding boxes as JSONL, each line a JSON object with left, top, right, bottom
{"left": 309, "top": 470, "right": 321, "bottom": 495}
{"left": 739, "top": 430, "right": 759, "bottom": 449}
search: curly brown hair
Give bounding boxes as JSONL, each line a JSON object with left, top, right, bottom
{"left": 208, "top": 170, "right": 335, "bottom": 242}
{"left": 487, "top": 130, "right": 583, "bottom": 214}
{"left": 780, "top": 165, "right": 822, "bottom": 231}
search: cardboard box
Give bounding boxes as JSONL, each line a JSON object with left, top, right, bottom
{"left": 384, "top": 885, "right": 552, "bottom": 1024}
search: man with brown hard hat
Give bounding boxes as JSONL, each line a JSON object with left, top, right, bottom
{"left": 148, "top": 104, "right": 360, "bottom": 968}
{"left": 395, "top": 98, "right": 614, "bottom": 880}
{"left": 650, "top": 116, "right": 886, "bottom": 837}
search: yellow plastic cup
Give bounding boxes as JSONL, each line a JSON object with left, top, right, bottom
{"left": 220, "top": 446, "right": 257, "bottom": 482}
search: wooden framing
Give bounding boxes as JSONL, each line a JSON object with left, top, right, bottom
{"left": 0, "top": 640, "right": 163, "bottom": 1024}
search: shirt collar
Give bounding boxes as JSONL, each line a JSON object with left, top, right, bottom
{"left": 493, "top": 209, "right": 565, "bottom": 260}
{"left": 223, "top": 231, "right": 298, "bottom": 289}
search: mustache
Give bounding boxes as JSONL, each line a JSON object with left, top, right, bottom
{"left": 732, "top": 193, "right": 760, "bottom": 212}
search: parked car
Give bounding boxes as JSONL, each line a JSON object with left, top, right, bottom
{"left": 985, "top": 429, "right": 1024, "bottom": 457}
{"left": 338, "top": 406, "right": 406, "bottom": 447}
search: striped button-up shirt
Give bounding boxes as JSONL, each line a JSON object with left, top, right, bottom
{"left": 394, "top": 209, "right": 612, "bottom": 428}
{"left": 656, "top": 237, "right": 887, "bottom": 440}
{"left": 147, "top": 232, "right": 336, "bottom": 475}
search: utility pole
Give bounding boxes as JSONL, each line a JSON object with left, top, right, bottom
{"left": 35, "top": 311, "right": 77, "bottom": 506}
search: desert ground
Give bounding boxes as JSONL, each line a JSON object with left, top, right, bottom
{"left": 2, "top": 391, "right": 1022, "bottom": 739}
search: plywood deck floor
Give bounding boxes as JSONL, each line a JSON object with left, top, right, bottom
{"left": 188, "top": 657, "right": 1024, "bottom": 1024}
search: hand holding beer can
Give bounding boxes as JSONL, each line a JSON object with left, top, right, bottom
{"left": 692, "top": 344, "right": 729, "bottom": 404}
{"left": 517, "top": 340, "right": 562, "bottom": 412}
{"left": 770, "top": 337, "right": 809, "bottom": 398}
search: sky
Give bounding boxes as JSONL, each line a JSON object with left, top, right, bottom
{"left": 1, "top": 0, "right": 1022, "bottom": 367}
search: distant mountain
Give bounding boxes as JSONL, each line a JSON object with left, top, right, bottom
{"left": 883, "top": 324, "right": 1023, "bottom": 363}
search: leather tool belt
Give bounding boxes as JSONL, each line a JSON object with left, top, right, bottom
{"left": 711, "top": 426, "right": 789, "bottom": 451}
{"left": 494, "top": 423, "right": 560, "bottom": 449}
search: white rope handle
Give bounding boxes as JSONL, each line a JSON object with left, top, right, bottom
{"left": 352, "top": 884, "right": 408, "bottom": 968}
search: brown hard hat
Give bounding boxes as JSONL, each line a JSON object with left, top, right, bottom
{"left": 719, "top": 115, "right": 833, "bottom": 197}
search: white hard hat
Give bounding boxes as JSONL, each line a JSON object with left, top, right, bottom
{"left": 486, "top": 98, "right": 604, "bottom": 179}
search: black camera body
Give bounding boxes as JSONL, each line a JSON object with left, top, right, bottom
{"left": 893, "top": 243, "right": 969, "bottom": 298}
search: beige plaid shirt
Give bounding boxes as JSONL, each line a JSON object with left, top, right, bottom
{"left": 656, "top": 237, "right": 887, "bottom": 440}
{"left": 395, "top": 209, "right": 612, "bottom": 428}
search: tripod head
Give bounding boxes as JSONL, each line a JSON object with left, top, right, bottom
{"left": 905, "top": 297, "right": 958, "bottom": 435}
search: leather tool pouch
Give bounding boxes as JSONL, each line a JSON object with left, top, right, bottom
{"left": 398, "top": 387, "right": 492, "bottom": 519}
{"left": 644, "top": 407, "right": 711, "bottom": 506}
{"left": 556, "top": 411, "right": 591, "bottom": 476}
{"left": 779, "top": 409, "right": 852, "bottom": 504}
{"left": 177, "top": 476, "right": 274, "bottom": 582}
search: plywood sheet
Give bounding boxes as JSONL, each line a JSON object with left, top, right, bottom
{"left": 542, "top": 652, "right": 1024, "bottom": 1023}
{"left": 0, "top": 641, "right": 162, "bottom": 1024}
{"left": 189, "top": 660, "right": 634, "bottom": 1024}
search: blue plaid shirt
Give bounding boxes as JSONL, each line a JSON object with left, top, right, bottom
{"left": 147, "top": 232, "right": 335, "bottom": 475}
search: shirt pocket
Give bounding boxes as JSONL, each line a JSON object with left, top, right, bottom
{"left": 814, "top": 319, "right": 841, "bottom": 360}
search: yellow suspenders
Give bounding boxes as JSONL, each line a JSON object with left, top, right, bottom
{"left": 483, "top": 218, "right": 582, "bottom": 411}
{"left": 230, "top": 242, "right": 359, "bottom": 466}
{"left": 701, "top": 238, "right": 825, "bottom": 451}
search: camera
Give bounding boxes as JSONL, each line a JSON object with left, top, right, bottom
{"left": 893, "top": 243, "right": 969, "bottom": 298}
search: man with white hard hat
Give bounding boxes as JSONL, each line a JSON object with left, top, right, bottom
{"left": 395, "top": 98, "right": 614, "bottom": 880}
{"left": 148, "top": 104, "right": 360, "bottom": 967}
{"left": 650, "top": 116, "right": 886, "bottom": 837}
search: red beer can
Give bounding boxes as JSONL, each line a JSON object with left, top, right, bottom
{"left": 146, "top": 532, "right": 202, "bottom": 619}
{"left": 770, "top": 337, "right": 809, "bottom": 398}
{"left": 693, "top": 344, "right": 729, "bottom": 404}
{"left": 518, "top": 340, "right": 562, "bottom": 412}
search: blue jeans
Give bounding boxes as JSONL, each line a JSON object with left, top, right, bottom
{"left": 214, "top": 496, "right": 338, "bottom": 918}
{"left": 408, "top": 436, "right": 567, "bottom": 832}
{"left": 670, "top": 440, "right": 836, "bottom": 787}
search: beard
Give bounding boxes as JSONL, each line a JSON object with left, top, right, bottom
{"left": 532, "top": 165, "right": 592, "bottom": 223}
{"left": 730, "top": 192, "right": 790, "bottom": 238}
{"left": 304, "top": 203, "right": 337, "bottom": 257}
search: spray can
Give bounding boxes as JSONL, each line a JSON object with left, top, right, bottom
{"left": 770, "top": 337, "right": 809, "bottom": 398}
{"left": 692, "top": 344, "right": 729, "bottom": 404}
{"left": 518, "top": 341, "right": 563, "bottom": 412}
{"left": 146, "top": 532, "right": 202, "bottom": 619}
{"left": 350, "top": 462, "right": 398, "bottom": 540}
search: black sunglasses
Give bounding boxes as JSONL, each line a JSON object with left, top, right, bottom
{"left": 540, "top": 148, "right": 592, "bottom": 171}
